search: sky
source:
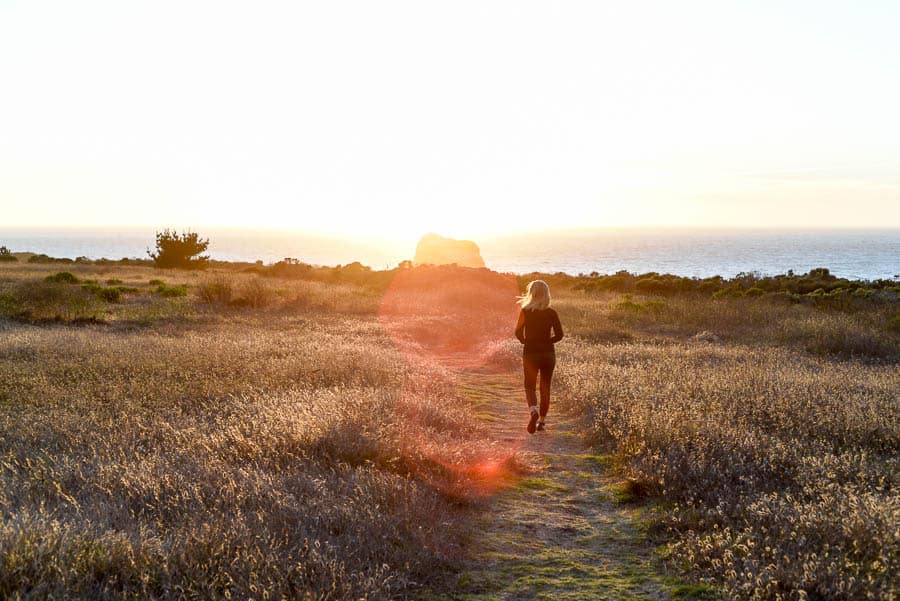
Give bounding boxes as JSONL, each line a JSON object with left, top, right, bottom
{"left": 1, "top": 1, "right": 899, "bottom": 240}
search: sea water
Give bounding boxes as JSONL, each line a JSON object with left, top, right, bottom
{"left": 1, "top": 227, "right": 897, "bottom": 280}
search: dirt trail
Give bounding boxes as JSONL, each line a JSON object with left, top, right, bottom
{"left": 435, "top": 365, "right": 677, "bottom": 601}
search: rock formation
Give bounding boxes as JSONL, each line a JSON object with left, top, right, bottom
{"left": 413, "top": 233, "right": 485, "bottom": 268}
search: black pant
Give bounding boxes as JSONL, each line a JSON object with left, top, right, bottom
{"left": 523, "top": 351, "right": 556, "bottom": 418}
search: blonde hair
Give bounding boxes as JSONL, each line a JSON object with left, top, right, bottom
{"left": 517, "top": 280, "right": 551, "bottom": 311}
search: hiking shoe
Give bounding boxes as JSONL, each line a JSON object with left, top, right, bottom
{"left": 536, "top": 421, "right": 545, "bottom": 431}
{"left": 527, "top": 411, "right": 538, "bottom": 434}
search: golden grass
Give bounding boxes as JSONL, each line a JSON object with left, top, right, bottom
{"left": 1, "top": 260, "right": 897, "bottom": 599}
{"left": 624, "top": 295, "right": 897, "bottom": 360}
{"left": 0, "top": 264, "right": 500, "bottom": 599}
{"left": 555, "top": 288, "right": 899, "bottom": 600}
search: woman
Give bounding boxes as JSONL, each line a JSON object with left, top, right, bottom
{"left": 514, "top": 280, "right": 563, "bottom": 434}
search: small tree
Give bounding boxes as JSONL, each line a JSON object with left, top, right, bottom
{"left": 0, "top": 246, "right": 17, "bottom": 262}
{"left": 148, "top": 229, "right": 210, "bottom": 269}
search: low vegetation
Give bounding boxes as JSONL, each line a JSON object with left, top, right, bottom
{"left": 572, "top": 267, "right": 900, "bottom": 299}
{"left": 0, "top": 253, "right": 897, "bottom": 599}
{"left": 0, "top": 261, "right": 526, "bottom": 599}
{"left": 0, "top": 246, "right": 17, "bottom": 262}
{"left": 554, "top": 287, "right": 899, "bottom": 600}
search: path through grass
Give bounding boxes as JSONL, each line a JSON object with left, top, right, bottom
{"left": 430, "top": 364, "right": 714, "bottom": 601}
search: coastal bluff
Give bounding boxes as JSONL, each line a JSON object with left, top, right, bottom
{"left": 413, "top": 233, "right": 485, "bottom": 268}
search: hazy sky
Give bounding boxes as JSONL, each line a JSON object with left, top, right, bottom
{"left": 2, "top": 1, "right": 898, "bottom": 239}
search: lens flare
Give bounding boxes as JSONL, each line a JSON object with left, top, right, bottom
{"left": 378, "top": 265, "right": 520, "bottom": 369}
{"left": 378, "top": 266, "right": 527, "bottom": 498}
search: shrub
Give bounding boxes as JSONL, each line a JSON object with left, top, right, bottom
{"left": 27, "top": 254, "right": 73, "bottom": 264}
{"left": 95, "top": 287, "right": 123, "bottom": 303}
{"left": 696, "top": 279, "right": 721, "bottom": 295}
{"left": 148, "top": 229, "right": 210, "bottom": 269}
{"left": 743, "top": 286, "right": 766, "bottom": 297}
{"left": 635, "top": 278, "right": 673, "bottom": 295}
{"left": 808, "top": 267, "right": 835, "bottom": 280}
{"left": 712, "top": 286, "right": 743, "bottom": 299}
{"left": 148, "top": 279, "right": 165, "bottom": 286}
{"left": 595, "top": 274, "right": 631, "bottom": 292}
{"left": 234, "top": 277, "right": 277, "bottom": 308}
{"left": 568, "top": 268, "right": 894, "bottom": 302}
{"left": 0, "top": 246, "right": 17, "bottom": 262}
{"left": 197, "top": 276, "right": 232, "bottom": 304}
{"left": 4, "top": 280, "right": 100, "bottom": 321}
{"left": 768, "top": 290, "right": 801, "bottom": 304}
{"left": 156, "top": 284, "right": 189, "bottom": 298}
{"left": 44, "top": 271, "right": 79, "bottom": 284}
{"left": 80, "top": 282, "right": 101, "bottom": 295}
{"left": 266, "top": 259, "right": 315, "bottom": 280}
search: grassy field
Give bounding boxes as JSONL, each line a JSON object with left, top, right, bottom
{"left": 1, "top": 256, "right": 897, "bottom": 600}
{"left": 554, "top": 289, "right": 898, "bottom": 600}
{"left": 0, "top": 260, "right": 517, "bottom": 599}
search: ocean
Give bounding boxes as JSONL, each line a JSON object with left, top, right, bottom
{"left": 1, "top": 227, "right": 897, "bottom": 281}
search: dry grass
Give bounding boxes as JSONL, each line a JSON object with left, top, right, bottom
{"left": 0, "top": 264, "right": 500, "bottom": 599}
{"left": 608, "top": 294, "right": 898, "bottom": 361}
{"left": 0, "top": 261, "right": 380, "bottom": 328}
{"left": 556, "top": 288, "right": 899, "bottom": 600}
{"left": 2, "top": 259, "right": 897, "bottom": 600}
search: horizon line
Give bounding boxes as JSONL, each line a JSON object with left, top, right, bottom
{"left": 3, "top": 224, "right": 900, "bottom": 234}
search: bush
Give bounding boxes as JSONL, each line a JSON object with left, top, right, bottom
{"left": 743, "top": 286, "right": 766, "bottom": 297}
{"left": 635, "top": 278, "right": 672, "bottom": 295}
{"left": 195, "top": 276, "right": 278, "bottom": 309}
{"left": 198, "top": 276, "right": 233, "bottom": 304}
{"left": 235, "top": 277, "right": 277, "bottom": 308}
{"left": 566, "top": 267, "right": 895, "bottom": 305}
{"left": 595, "top": 274, "right": 631, "bottom": 292}
{"left": 148, "top": 230, "right": 210, "bottom": 269}
{"left": 768, "top": 290, "right": 801, "bottom": 304}
{"left": 44, "top": 271, "right": 79, "bottom": 284}
{"left": 156, "top": 284, "right": 189, "bottom": 298}
{"left": 808, "top": 267, "right": 835, "bottom": 280}
{"left": 3, "top": 280, "right": 100, "bottom": 321}
{"left": 696, "top": 279, "right": 722, "bottom": 295}
{"left": 79, "top": 281, "right": 101, "bottom": 294}
{"left": 0, "top": 246, "right": 17, "bottom": 262}
{"left": 27, "top": 254, "right": 73, "bottom": 264}
{"left": 95, "top": 287, "right": 123, "bottom": 303}
{"left": 712, "top": 286, "right": 743, "bottom": 299}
